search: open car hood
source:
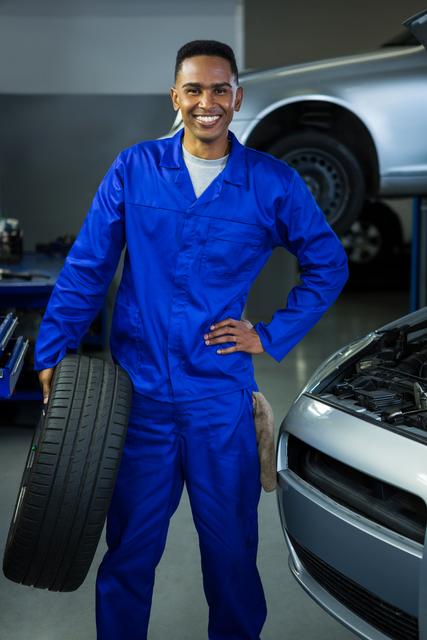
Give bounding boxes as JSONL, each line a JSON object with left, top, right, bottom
{"left": 377, "top": 306, "right": 427, "bottom": 332}
{"left": 305, "top": 306, "right": 427, "bottom": 444}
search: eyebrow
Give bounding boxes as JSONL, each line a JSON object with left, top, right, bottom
{"left": 181, "top": 82, "right": 232, "bottom": 89}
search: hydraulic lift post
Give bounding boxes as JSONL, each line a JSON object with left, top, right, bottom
{"left": 411, "top": 197, "right": 427, "bottom": 311}
{"left": 404, "top": 11, "right": 427, "bottom": 313}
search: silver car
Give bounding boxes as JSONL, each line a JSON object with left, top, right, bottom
{"left": 277, "top": 305, "right": 427, "bottom": 640}
{"left": 169, "top": 12, "right": 427, "bottom": 234}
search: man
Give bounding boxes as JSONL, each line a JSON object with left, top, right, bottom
{"left": 35, "top": 40, "right": 348, "bottom": 639}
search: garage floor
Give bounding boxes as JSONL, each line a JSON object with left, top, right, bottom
{"left": 0, "top": 290, "right": 409, "bottom": 640}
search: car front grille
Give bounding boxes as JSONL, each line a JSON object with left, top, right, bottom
{"left": 287, "top": 435, "right": 427, "bottom": 544}
{"left": 289, "top": 535, "right": 419, "bottom": 640}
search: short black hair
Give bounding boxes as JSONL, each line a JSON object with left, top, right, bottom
{"left": 175, "top": 40, "right": 239, "bottom": 83}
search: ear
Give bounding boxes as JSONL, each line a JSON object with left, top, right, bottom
{"left": 170, "top": 86, "right": 180, "bottom": 112}
{"left": 234, "top": 85, "right": 243, "bottom": 112}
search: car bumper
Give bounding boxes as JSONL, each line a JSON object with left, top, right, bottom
{"left": 277, "top": 394, "right": 427, "bottom": 640}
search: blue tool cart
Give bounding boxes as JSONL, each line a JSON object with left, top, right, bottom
{"left": 0, "top": 313, "right": 29, "bottom": 398}
{"left": 0, "top": 252, "right": 107, "bottom": 401}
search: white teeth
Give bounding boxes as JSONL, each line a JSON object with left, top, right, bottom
{"left": 195, "top": 115, "right": 220, "bottom": 123}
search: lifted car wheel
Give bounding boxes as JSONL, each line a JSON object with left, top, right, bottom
{"left": 269, "top": 131, "right": 366, "bottom": 234}
{"left": 341, "top": 200, "right": 404, "bottom": 281}
{"left": 2, "top": 354, "right": 132, "bottom": 592}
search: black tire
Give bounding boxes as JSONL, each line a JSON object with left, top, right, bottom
{"left": 341, "top": 200, "right": 403, "bottom": 271}
{"left": 268, "top": 131, "right": 366, "bottom": 234}
{"left": 2, "top": 354, "right": 132, "bottom": 592}
{"left": 341, "top": 200, "right": 406, "bottom": 289}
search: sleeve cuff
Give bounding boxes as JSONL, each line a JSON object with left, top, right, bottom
{"left": 253, "top": 321, "right": 284, "bottom": 363}
{"left": 33, "top": 346, "right": 71, "bottom": 372}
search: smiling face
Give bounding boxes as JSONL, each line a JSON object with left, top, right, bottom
{"left": 170, "top": 55, "right": 243, "bottom": 159}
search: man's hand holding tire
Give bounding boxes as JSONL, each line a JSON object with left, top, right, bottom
{"left": 38, "top": 367, "right": 55, "bottom": 404}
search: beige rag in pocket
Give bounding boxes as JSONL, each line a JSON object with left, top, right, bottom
{"left": 252, "top": 392, "right": 277, "bottom": 492}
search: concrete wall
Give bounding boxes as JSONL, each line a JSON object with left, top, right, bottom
{"left": 0, "top": 0, "right": 244, "bottom": 94}
{"left": 245, "top": 0, "right": 427, "bottom": 69}
{"left": 0, "top": 0, "right": 244, "bottom": 251}
{"left": 0, "top": 95, "right": 172, "bottom": 247}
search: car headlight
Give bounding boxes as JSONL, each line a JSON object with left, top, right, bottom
{"left": 299, "top": 331, "right": 379, "bottom": 397}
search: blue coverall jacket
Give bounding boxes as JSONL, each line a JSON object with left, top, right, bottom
{"left": 34, "top": 129, "right": 348, "bottom": 400}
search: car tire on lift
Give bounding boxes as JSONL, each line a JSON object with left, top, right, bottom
{"left": 341, "top": 200, "right": 404, "bottom": 286}
{"left": 268, "top": 131, "right": 366, "bottom": 235}
{"left": 2, "top": 354, "right": 132, "bottom": 592}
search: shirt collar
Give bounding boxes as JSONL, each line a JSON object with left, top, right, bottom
{"left": 159, "top": 128, "right": 247, "bottom": 187}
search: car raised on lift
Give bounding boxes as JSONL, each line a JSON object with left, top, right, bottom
{"left": 169, "top": 15, "right": 427, "bottom": 236}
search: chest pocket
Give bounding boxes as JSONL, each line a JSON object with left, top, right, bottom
{"left": 200, "top": 218, "right": 266, "bottom": 281}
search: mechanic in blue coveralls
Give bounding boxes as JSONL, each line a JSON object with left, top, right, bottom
{"left": 35, "top": 41, "right": 348, "bottom": 640}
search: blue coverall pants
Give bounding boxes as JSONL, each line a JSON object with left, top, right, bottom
{"left": 95, "top": 387, "right": 267, "bottom": 639}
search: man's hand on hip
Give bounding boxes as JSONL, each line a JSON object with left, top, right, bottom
{"left": 204, "top": 318, "right": 264, "bottom": 355}
{"left": 38, "top": 367, "right": 55, "bottom": 404}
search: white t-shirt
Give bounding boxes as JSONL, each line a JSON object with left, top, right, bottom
{"left": 182, "top": 145, "right": 229, "bottom": 198}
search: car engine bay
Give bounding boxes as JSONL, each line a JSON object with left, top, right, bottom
{"left": 315, "top": 324, "right": 427, "bottom": 440}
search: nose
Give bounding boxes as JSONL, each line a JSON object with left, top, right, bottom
{"left": 198, "top": 91, "right": 215, "bottom": 109}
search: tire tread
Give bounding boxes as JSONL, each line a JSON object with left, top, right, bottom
{"left": 2, "top": 354, "right": 132, "bottom": 592}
